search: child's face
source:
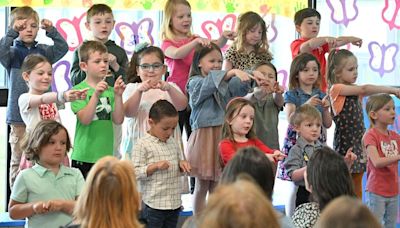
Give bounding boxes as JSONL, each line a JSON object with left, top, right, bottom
{"left": 171, "top": 4, "right": 192, "bottom": 37}
{"left": 298, "top": 60, "right": 319, "bottom": 88}
{"left": 336, "top": 56, "right": 358, "bottom": 84}
{"left": 85, "top": 13, "right": 115, "bottom": 43}
{"left": 39, "top": 129, "right": 68, "bottom": 168}
{"left": 245, "top": 24, "right": 263, "bottom": 47}
{"left": 255, "top": 65, "right": 276, "bottom": 89}
{"left": 22, "top": 61, "right": 52, "bottom": 94}
{"left": 149, "top": 116, "right": 179, "bottom": 142}
{"left": 295, "top": 118, "right": 321, "bottom": 144}
{"left": 80, "top": 51, "right": 109, "bottom": 79}
{"left": 17, "top": 18, "right": 39, "bottom": 44}
{"left": 199, "top": 49, "right": 223, "bottom": 76}
{"left": 229, "top": 105, "right": 255, "bottom": 139}
{"left": 137, "top": 53, "right": 166, "bottom": 84}
{"left": 373, "top": 100, "right": 396, "bottom": 126}
{"left": 296, "top": 16, "right": 320, "bottom": 39}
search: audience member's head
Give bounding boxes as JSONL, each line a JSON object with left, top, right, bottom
{"left": 306, "top": 146, "right": 356, "bottom": 210}
{"left": 220, "top": 146, "right": 275, "bottom": 200}
{"left": 198, "top": 177, "right": 280, "bottom": 228}
{"left": 73, "top": 156, "right": 142, "bottom": 228}
{"left": 315, "top": 196, "right": 382, "bottom": 228}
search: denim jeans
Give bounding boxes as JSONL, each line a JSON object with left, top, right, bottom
{"left": 366, "top": 191, "right": 398, "bottom": 228}
{"left": 141, "top": 203, "right": 180, "bottom": 228}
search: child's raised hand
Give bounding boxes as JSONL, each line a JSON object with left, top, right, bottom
{"left": 138, "top": 79, "right": 156, "bottom": 92}
{"left": 156, "top": 160, "right": 170, "bottom": 171}
{"left": 179, "top": 160, "right": 191, "bottom": 173}
{"left": 321, "top": 94, "right": 330, "bottom": 109}
{"left": 392, "top": 88, "right": 400, "bottom": 99}
{"left": 64, "top": 88, "right": 88, "bottom": 102}
{"left": 13, "top": 19, "right": 27, "bottom": 32}
{"left": 273, "top": 82, "right": 285, "bottom": 94}
{"left": 113, "top": 76, "right": 126, "bottom": 96}
{"left": 272, "top": 150, "right": 287, "bottom": 161}
{"left": 324, "top": 37, "right": 337, "bottom": 48}
{"left": 306, "top": 94, "right": 322, "bottom": 107}
{"left": 40, "top": 19, "right": 53, "bottom": 32}
{"left": 349, "top": 37, "right": 362, "bottom": 47}
{"left": 195, "top": 37, "right": 211, "bottom": 47}
{"left": 156, "top": 80, "right": 171, "bottom": 91}
{"left": 222, "top": 30, "right": 237, "bottom": 40}
{"left": 108, "top": 53, "right": 119, "bottom": 71}
{"left": 234, "top": 70, "right": 252, "bottom": 82}
{"left": 344, "top": 147, "right": 357, "bottom": 168}
{"left": 32, "top": 201, "right": 48, "bottom": 214}
{"left": 95, "top": 80, "right": 108, "bottom": 96}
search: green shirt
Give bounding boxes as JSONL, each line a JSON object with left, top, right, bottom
{"left": 71, "top": 81, "right": 115, "bottom": 163}
{"left": 11, "top": 164, "right": 84, "bottom": 228}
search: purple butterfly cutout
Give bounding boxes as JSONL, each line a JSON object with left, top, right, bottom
{"left": 326, "top": 0, "right": 359, "bottom": 27}
{"left": 368, "top": 41, "right": 398, "bottom": 77}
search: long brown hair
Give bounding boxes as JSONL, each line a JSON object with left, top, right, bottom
{"left": 289, "top": 53, "right": 321, "bottom": 90}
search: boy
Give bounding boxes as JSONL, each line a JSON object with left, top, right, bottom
{"left": 70, "top": 3, "right": 128, "bottom": 159}
{"left": 291, "top": 8, "right": 362, "bottom": 92}
{"left": 71, "top": 40, "right": 125, "bottom": 178}
{"left": 132, "top": 100, "right": 191, "bottom": 228}
{"left": 0, "top": 6, "right": 68, "bottom": 187}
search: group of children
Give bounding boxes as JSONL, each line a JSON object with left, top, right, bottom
{"left": 2, "top": 1, "right": 399, "bottom": 228}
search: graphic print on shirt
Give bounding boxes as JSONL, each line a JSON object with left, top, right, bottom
{"left": 93, "top": 96, "right": 112, "bottom": 121}
{"left": 39, "top": 103, "right": 57, "bottom": 120}
{"left": 380, "top": 140, "right": 399, "bottom": 157}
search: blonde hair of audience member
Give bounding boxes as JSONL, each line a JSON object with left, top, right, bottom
{"left": 315, "top": 196, "right": 382, "bottom": 228}
{"left": 73, "top": 156, "right": 142, "bottom": 228}
{"left": 198, "top": 176, "right": 280, "bottom": 228}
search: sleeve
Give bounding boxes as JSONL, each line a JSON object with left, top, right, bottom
{"left": 132, "top": 140, "right": 149, "bottom": 180}
{"left": 10, "top": 172, "right": 28, "bottom": 203}
{"left": 219, "top": 139, "right": 236, "bottom": 165}
{"left": 290, "top": 39, "right": 302, "bottom": 59}
{"left": 227, "top": 76, "right": 252, "bottom": 98}
{"left": 18, "top": 93, "right": 31, "bottom": 115}
{"left": 74, "top": 168, "right": 85, "bottom": 197}
{"left": 363, "top": 130, "right": 378, "bottom": 148}
{"left": 42, "top": 26, "right": 69, "bottom": 64}
{"left": 254, "top": 138, "right": 274, "bottom": 154}
{"left": 321, "top": 43, "right": 330, "bottom": 54}
{"left": 122, "top": 83, "right": 138, "bottom": 102}
{"left": 283, "top": 145, "right": 304, "bottom": 178}
{"left": 187, "top": 71, "right": 227, "bottom": 107}
{"left": 70, "top": 49, "right": 86, "bottom": 86}
{"left": 329, "top": 84, "right": 345, "bottom": 116}
{"left": 70, "top": 85, "right": 88, "bottom": 114}
{"left": 114, "top": 48, "right": 128, "bottom": 83}
{"left": 284, "top": 90, "right": 298, "bottom": 106}
{"left": 0, "top": 28, "right": 19, "bottom": 70}
{"left": 161, "top": 39, "right": 174, "bottom": 52}
{"left": 224, "top": 46, "right": 236, "bottom": 62}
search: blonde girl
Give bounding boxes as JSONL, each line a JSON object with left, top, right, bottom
{"left": 186, "top": 43, "right": 253, "bottom": 214}
{"left": 9, "top": 120, "right": 84, "bottom": 228}
{"left": 219, "top": 97, "right": 284, "bottom": 165}
{"left": 328, "top": 49, "right": 400, "bottom": 199}
{"left": 224, "top": 11, "right": 273, "bottom": 71}
{"left": 277, "top": 53, "right": 332, "bottom": 216}
{"left": 363, "top": 94, "right": 400, "bottom": 227}
{"left": 122, "top": 44, "right": 187, "bottom": 159}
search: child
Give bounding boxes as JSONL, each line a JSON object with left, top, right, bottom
{"left": 364, "top": 93, "right": 400, "bottom": 227}
{"left": 122, "top": 43, "right": 187, "bottom": 159}
{"left": 18, "top": 54, "right": 87, "bottom": 169}
{"left": 71, "top": 156, "right": 142, "bottom": 228}
{"left": 71, "top": 40, "right": 125, "bottom": 178}
{"left": 132, "top": 100, "right": 191, "bottom": 228}
{"left": 0, "top": 6, "right": 68, "bottom": 187}
{"left": 327, "top": 49, "right": 400, "bottom": 199}
{"left": 224, "top": 11, "right": 273, "bottom": 71}
{"left": 219, "top": 97, "right": 284, "bottom": 165}
{"left": 8, "top": 120, "right": 85, "bottom": 228}
{"left": 186, "top": 43, "right": 253, "bottom": 214}
{"left": 291, "top": 8, "right": 362, "bottom": 92}
{"left": 245, "top": 61, "right": 284, "bottom": 149}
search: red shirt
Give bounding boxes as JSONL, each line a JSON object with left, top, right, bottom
{"left": 291, "top": 38, "right": 330, "bottom": 92}
{"left": 364, "top": 128, "right": 399, "bottom": 197}
{"left": 219, "top": 138, "right": 274, "bottom": 165}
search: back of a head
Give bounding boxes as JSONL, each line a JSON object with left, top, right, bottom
{"left": 316, "top": 196, "right": 382, "bottom": 228}
{"left": 10, "top": 6, "right": 39, "bottom": 27}
{"left": 307, "top": 147, "right": 355, "bottom": 210}
{"left": 220, "top": 147, "right": 275, "bottom": 200}
{"left": 78, "top": 40, "right": 108, "bottom": 63}
{"left": 294, "top": 8, "right": 321, "bottom": 26}
{"left": 198, "top": 178, "right": 279, "bottom": 228}
{"left": 74, "top": 156, "right": 142, "bottom": 228}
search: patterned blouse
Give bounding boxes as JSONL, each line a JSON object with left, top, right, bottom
{"left": 224, "top": 45, "right": 273, "bottom": 71}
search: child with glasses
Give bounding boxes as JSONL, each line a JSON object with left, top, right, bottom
{"left": 122, "top": 43, "right": 188, "bottom": 160}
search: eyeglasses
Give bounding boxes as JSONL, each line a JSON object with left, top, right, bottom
{"left": 138, "top": 63, "right": 164, "bottom": 71}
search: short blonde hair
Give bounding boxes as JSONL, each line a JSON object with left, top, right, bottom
{"left": 291, "top": 104, "right": 322, "bottom": 126}
{"left": 78, "top": 40, "right": 107, "bottom": 63}
{"left": 10, "top": 6, "right": 39, "bottom": 27}
{"left": 366, "top": 93, "right": 393, "bottom": 127}
{"left": 161, "top": 0, "right": 192, "bottom": 40}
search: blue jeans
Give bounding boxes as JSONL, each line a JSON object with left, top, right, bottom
{"left": 366, "top": 191, "right": 398, "bottom": 228}
{"left": 142, "top": 203, "right": 180, "bottom": 228}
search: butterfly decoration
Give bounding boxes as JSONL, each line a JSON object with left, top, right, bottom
{"left": 382, "top": 0, "right": 400, "bottom": 30}
{"left": 52, "top": 60, "right": 72, "bottom": 92}
{"left": 326, "top": 0, "right": 359, "bottom": 27}
{"left": 201, "top": 14, "right": 236, "bottom": 52}
{"left": 368, "top": 41, "right": 398, "bottom": 77}
{"left": 56, "top": 12, "right": 89, "bottom": 52}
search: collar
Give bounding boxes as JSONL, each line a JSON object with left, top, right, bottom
{"left": 32, "top": 163, "right": 73, "bottom": 177}
{"left": 294, "top": 87, "right": 320, "bottom": 96}
{"left": 15, "top": 39, "right": 38, "bottom": 48}
{"left": 296, "top": 136, "right": 322, "bottom": 150}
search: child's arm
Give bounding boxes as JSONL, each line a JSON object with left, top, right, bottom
{"left": 164, "top": 37, "right": 210, "bottom": 59}
{"left": 43, "top": 199, "right": 75, "bottom": 215}
{"left": 0, "top": 23, "right": 21, "bottom": 69}
{"left": 284, "top": 145, "right": 306, "bottom": 182}
{"left": 366, "top": 144, "right": 400, "bottom": 168}
{"left": 338, "top": 84, "right": 400, "bottom": 98}
{"left": 76, "top": 81, "right": 108, "bottom": 125}
{"left": 336, "top": 36, "right": 362, "bottom": 48}
{"left": 273, "top": 82, "right": 285, "bottom": 107}
{"left": 123, "top": 80, "right": 156, "bottom": 117}
{"left": 224, "top": 69, "right": 252, "bottom": 82}
{"left": 321, "top": 95, "right": 333, "bottom": 128}
{"left": 146, "top": 161, "right": 170, "bottom": 176}
{"left": 158, "top": 81, "right": 188, "bottom": 111}
{"left": 9, "top": 200, "right": 48, "bottom": 219}
{"left": 179, "top": 160, "right": 191, "bottom": 173}
{"left": 291, "top": 166, "right": 307, "bottom": 182}
{"left": 40, "top": 19, "right": 68, "bottom": 64}
{"left": 24, "top": 90, "right": 88, "bottom": 108}
{"left": 299, "top": 36, "right": 337, "bottom": 53}
{"left": 285, "top": 103, "right": 297, "bottom": 123}
{"left": 112, "top": 76, "right": 125, "bottom": 125}
{"left": 219, "top": 139, "right": 237, "bottom": 165}
{"left": 70, "top": 50, "right": 86, "bottom": 86}
{"left": 213, "top": 30, "right": 236, "bottom": 48}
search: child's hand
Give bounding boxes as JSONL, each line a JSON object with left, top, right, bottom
{"left": 40, "top": 19, "right": 53, "bottom": 32}
{"left": 306, "top": 94, "right": 322, "bottom": 107}
{"left": 43, "top": 200, "right": 64, "bottom": 212}
{"left": 155, "top": 160, "right": 170, "bottom": 171}
{"left": 273, "top": 82, "right": 285, "bottom": 94}
{"left": 64, "top": 88, "right": 88, "bottom": 102}
{"left": 349, "top": 37, "right": 362, "bottom": 47}
{"left": 272, "top": 150, "right": 286, "bottom": 161}
{"left": 156, "top": 80, "right": 171, "bottom": 91}
{"left": 222, "top": 30, "right": 237, "bottom": 40}
{"left": 392, "top": 88, "right": 400, "bottom": 99}
{"left": 321, "top": 94, "right": 330, "bottom": 109}
{"left": 138, "top": 79, "right": 157, "bottom": 92}
{"left": 113, "top": 76, "right": 126, "bottom": 96}
{"left": 95, "top": 80, "right": 108, "bottom": 96}
{"left": 324, "top": 37, "right": 337, "bottom": 47}
{"left": 344, "top": 147, "right": 357, "bottom": 168}
{"left": 13, "top": 19, "right": 27, "bottom": 32}
{"left": 194, "top": 37, "right": 211, "bottom": 47}
{"left": 234, "top": 70, "right": 252, "bottom": 82}
{"left": 32, "top": 201, "right": 48, "bottom": 214}
{"left": 108, "top": 53, "right": 119, "bottom": 71}
{"left": 179, "top": 160, "right": 191, "bottom": 173}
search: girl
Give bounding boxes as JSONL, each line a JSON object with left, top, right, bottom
{"left": 219, "top": 97, "right": 284, "bottom": 165}
{"left": 245, "top": 61, "right": 284, "bottom": 149}
{"left": 277, "top": 53, "right": 332, "bottom": 216}
{"left": 122, "top": 44, "right": 187, "bottom": 159}
{"left": 327, "top": 49, "right": 400, "bottom": 199}
{"left": 9, "top": 120, "right": 85, "bottom": 228}
{"left": 18, "top": 54, "right": 87, "bottom": 168}
{"left": 186, "top": 43, "right": 252, "bottom": 214}
{"left": 224, "top": 11, "right": 273, "bottom": 71}
{"left": 363, "top": 93, "right": 400, "bottom": 228}
{"left": 69, "top": 156, "right": 142, "bottom": 228}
